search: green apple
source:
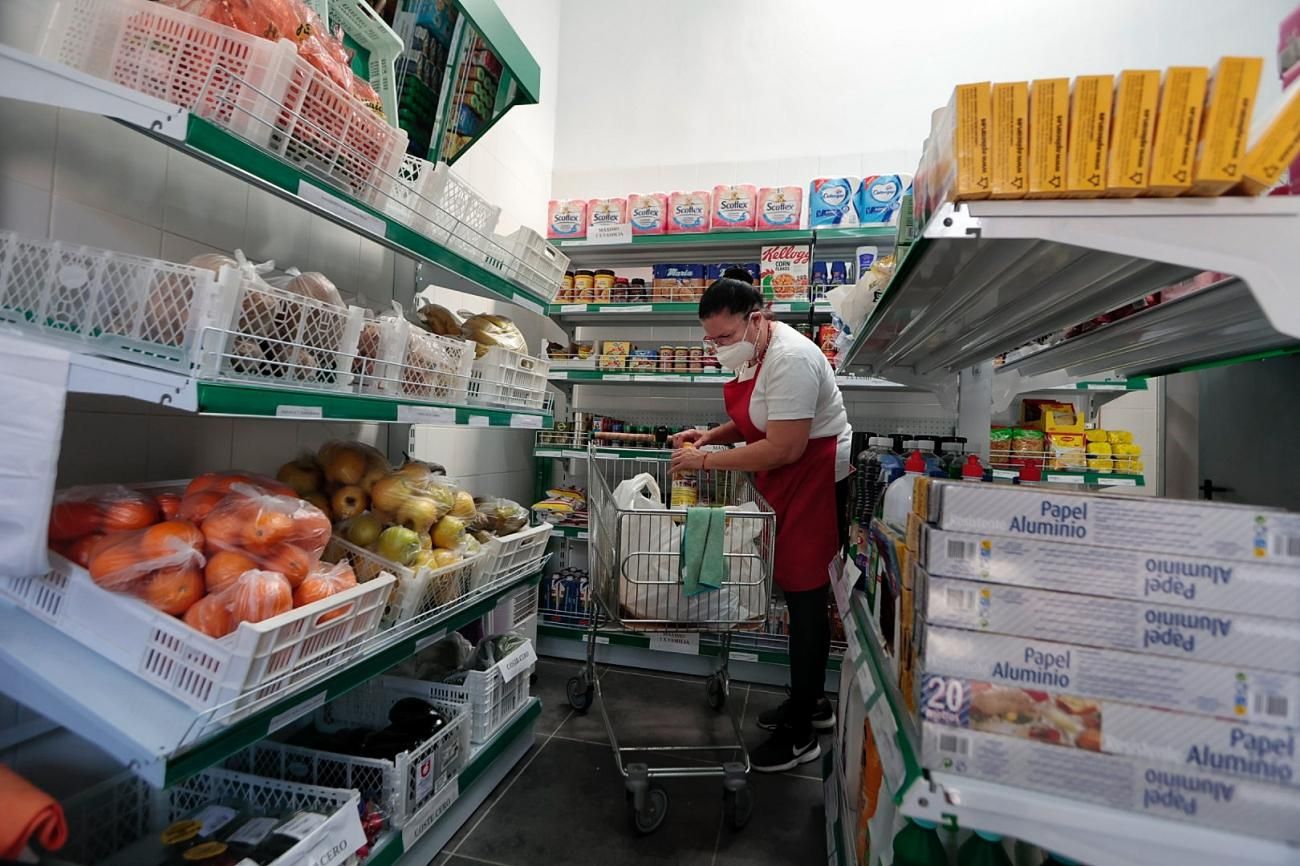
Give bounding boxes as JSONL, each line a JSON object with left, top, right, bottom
{"left": 375, "top": 525, "right": 420, "bottom": 566}
{"left": 346, "top": 511, "right": 383, "bottom": 548}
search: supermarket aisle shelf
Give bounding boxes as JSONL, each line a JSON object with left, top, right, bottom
{"left": 552, "top": 225, "right": 897, "bottom": 269}
{"left": 547, "top": 369, "right": 905, "bottom": 389}
{"left": 547, "top": 300, "right": 819, "bottom": 322}
{"left": 841, "top": 199, "right": 1300, "bottom": 382}
{"left": 0, "top": 571, "right": 542, "bottom": 787}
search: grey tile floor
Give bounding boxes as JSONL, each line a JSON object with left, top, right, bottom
{"left": 432, "top": 658, "right": 830, "bottom": 866}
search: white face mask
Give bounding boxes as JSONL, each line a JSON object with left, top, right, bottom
{"left": 712, "top": 316, "right": 758, "bottom": 371}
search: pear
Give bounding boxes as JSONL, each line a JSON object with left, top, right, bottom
{"left": 345, "top": 511, "right": 383, "bottom": 548}
{"left": 370, "top": 474, "right": 412, "bottom": 514}
{"left": 397, "top": 496, "right": 443, "bottom": 535}
{"left": 321, "top": 444, "right": 367, "bottom": 486}
{"left": 304, "top": 492, "right": 332, "bottom": 521}
{"left": 375, "top": 525, "right": 420, "bottom": 566}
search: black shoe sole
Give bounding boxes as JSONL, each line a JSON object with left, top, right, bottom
{"left": 757, "top": 712, "right": 836, "bottom": 733}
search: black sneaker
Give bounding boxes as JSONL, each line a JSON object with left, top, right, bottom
{"left": 756, "top": 696, "right": 836, "bottom": 732}
{"left": 750, "top": 729, "right": 822, "bottom": 773}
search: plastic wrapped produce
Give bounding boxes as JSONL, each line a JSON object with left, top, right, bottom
{"left": 317, "top": 440, "right": 390, "bottom": 490}
{"left": 226, "top": 569, "right": 294, "bottom": 624}
{"left": 474, "top": 498, "right": 529, "bottom": 536}
{"left": 293, "top": 560, "right": 358, "bottom": 609}
{"left": 86, "top": 520, "right": 205, "bottom": 599}
{"left": 459, "top": 311, "right": 527, "bottom": 358}
{"left": 48, "top": 485, "right": 160, "bottom": 542}
{"left": 199, "top": 484, "right": 332, "bottom": 588}
{"left": 417, "top": 303, "right": 462, "bottom": 338}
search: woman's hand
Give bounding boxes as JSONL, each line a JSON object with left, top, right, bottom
{"left": 670, "top": 447, "right": 708, "bottom": 475}
{"left": 670, "top": 428, "right": 707, "bottom": 449}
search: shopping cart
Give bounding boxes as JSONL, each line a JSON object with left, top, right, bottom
{"left": 565, "top": 448, "right": 776, "bottom": 834}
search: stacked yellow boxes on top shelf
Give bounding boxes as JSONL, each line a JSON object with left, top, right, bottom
{"left": 914, "top": 56, "right": 1300, "bottom": 221}
{"left": 866, "top": 478, "right": 1300, "bottom": 843}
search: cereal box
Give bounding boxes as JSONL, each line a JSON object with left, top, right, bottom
{"left": 855, "top": 174, "right": 910, "bottom": 224}
{"left": 710, "top": 184, "right": 757, "bottom": 231}
{"left": 1148, "top": 67, "right": 1210, "bottom": 196}
{"left": 667, "top": 190, "right": 711, "bottom": 233}
{"left": 756, "top": 186, "right": 803, "bottom": 229}
{"left": 547, "top": 199, "right": 586, "bottom": 239}
{"left": 1065, "top": 74, "right": 1114, "bottom": 197}
{"left": 759, "top": 244, "right": 810, "bottom": 300}
{"left": 586, "top": 197, "right": 627, "bottom": 233}
{"left": 1027, "top": 78, "right": 1069, "bottom": 198}
{"left": 1190, "top": 57, "right": 1264, "bottom": 195}
{"left": 627, "top": 193, "right": 668, "bottom": 235}
{"left": 990, "top": 82, "right": 1029, "bottom": 199}
{"left": 808, "top": 177, "right": 860, "bottom": 227}
{"left": 1106, "top": 70, "right": 1161, "bottom": 196}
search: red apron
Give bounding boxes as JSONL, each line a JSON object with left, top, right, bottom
{"left": 724, "top": 364, "right": 839, "bottom": 592}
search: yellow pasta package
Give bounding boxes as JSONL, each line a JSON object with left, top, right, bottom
{"left": 1148, "top": 67, "right": 1210, "bottom": 196}
{"left": 1107, "top": 70, "right": 1161, "bottom": 196}
{"left": 1027, "top": 78, "right": 1070, "bottom": 198}
{"left": 1189, "top": 56, "right": 1264, "bottom": 195}
{"left": 1066, "top": 75, "right": 1114, "bottom": 197}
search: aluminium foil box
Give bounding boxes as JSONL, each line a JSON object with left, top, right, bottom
{"left": 919, "top": 721, "right": 1300, "bottom": 843}
{"left": 913, "top": 477, "right": 1300, "bottom": 567}
{"left": 917, "top": 523, "right": 1300, "bottom": 620}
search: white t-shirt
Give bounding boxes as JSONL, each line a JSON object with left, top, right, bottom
{"left": 737, "top": 321, "right": 853, "bottom": 480}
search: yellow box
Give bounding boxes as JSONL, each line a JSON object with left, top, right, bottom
{"left": 1240, "top": 79, "right": 1300, "bottom": 194}
{"left": 991, "top": 82, "right": 1029, "bottom": 198}
{"left": 1148, "top": 66, "right": 1210, "bottom": 196}
{"left": 1189, "top": 56, "right": 1264, "bottom": 195}
{"left": 949, "top": 82, "right": 992, "bottom": 201}
{"left": 1106, "top": 70, "right": 1161, "bottom": 196}
{"left": 1066, "top": 75, "right": 1114, "bottom": 196}
{"left": 1027, "top": 78, "right": 1070, "bottom": 198}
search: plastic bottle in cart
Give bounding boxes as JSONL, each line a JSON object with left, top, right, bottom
{"left": 671, "top": 442, "right": 699, "bottom": 508}
{"left": 882, "top": 451, "right": 927, "bottom": 532}
{"left": 961, "top": 454, "right": 986, "bottom": 482}
{"left": 957, "top": 831, "right": 1012, "bottom": 866}
{"left": 914, "top": 438, "right": 943, "bottom": 476}
{"left": 891, "top": 818, "right": 948, "bottom": 866}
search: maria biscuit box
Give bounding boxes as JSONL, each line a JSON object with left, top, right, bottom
{"left": 919, "top": 674, "right": 1300, "bottom": 788}
{"left": 1148, "top": 66, "right": 1210, "bottom": 196}
{"left": 913, "top": 477, "right": 1300, "bottom": 567}
{"left": 917, "top": 524, "right": 1300, "bottom": 620}
{"left": 919, "top": 722, "right": 1300, "bottom": 842}
{"left": 924, "top": 573, "right": 1300, "bottom": 673}
{"left": 922, "top": 627, "right": 1300, "bottom": 728}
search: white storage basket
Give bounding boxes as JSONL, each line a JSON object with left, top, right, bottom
{"left": 200, "top": 274, "right": 365, "bottom": 393}
{"left": 467, "top": 345, "right": 551, "bottom": 410}
{"left": 480, "top": 523, "right": 551, "bottom": 587}
{"left": 229, "top": 683, "right": 469, "bottom": 827}
{"left": 423, "top": 163, "right": 502, "bottom": 264}
{"left": 59, "top": 767, "right": 362, "bottom": 866}
{"left": 502, "top": 227, "right": 569, "bottom": 300}
{"left": 380, "top": 638, "right": 535, "bottom": 744}
{"left": 324, "top": 535, "right": 489, "bottom": 629}
{"left": 0, "top": 554, "right": 395, "bottom": 726}
{"left": 488, "top": 581, "right": 541, "bottom": 635}
{"left": 0, "top": 231, "right": 234, "bottom": 373}
{"left": 361, "top": 313, "right": 475, "bottom": 404}
{"left": 383, "top": 155, "right": 451, "bottom": 243}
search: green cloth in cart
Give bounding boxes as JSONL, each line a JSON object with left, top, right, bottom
{"left": 681, "top": 507, "right": 725, "bottom": 596}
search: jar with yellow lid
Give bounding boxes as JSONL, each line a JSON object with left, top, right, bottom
{"left": 594, "top": 268, "right": 616, "bottom": 304}
{"left": 574, "top": 270, "right": 595, "bottom": 303}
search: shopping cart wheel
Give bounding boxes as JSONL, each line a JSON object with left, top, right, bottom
{"left": 705, "top": 673, "right": 727, "bottom": 711}
{"left": 627, "top": 786, "right": 669, "bottom": 835}
{"left": 723, "top": 785, "right": 753, "bottom": 830}
{"left": 566, "top": 675, "right": 594, "bottom": 712}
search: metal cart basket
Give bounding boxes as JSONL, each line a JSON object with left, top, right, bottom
{"left": 565, "top": 448, "right": 776, "bottom": 834}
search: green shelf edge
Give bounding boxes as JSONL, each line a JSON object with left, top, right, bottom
{"left": 548, "top": 371, "right": 731, "bottom": 383}
{"left": 537, "top": 622, "right": 843, "bottom": 671}
{"left": 545, "top": 301, "right": 816, "bottom": 317}
{"left": 181, "top": 116, "right": 550, "bottom": 313}
{"left": 534, "top": 447, "right": 671, "bottom": 460}
{"left": 196, "top": 381, "right": 551, "bottom": 427}
{"left": 551, "top": 224, "right": 898, "bottom": 252}
{"left": 365, "top": 697, "right": 541, "bottom": 866}
{"left": 163, "top": 572, "right": 542, "bottom": 786}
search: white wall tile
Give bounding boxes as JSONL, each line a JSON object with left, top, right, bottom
{"left": 0, "top": 176, "right": 51, "bottom": 236}
{"left": 0, "top": 98, "right": 57, "bottom": 190}
{"left": 162, "top": 149, "right": 249, "bottom": 251}
{"left": 50, "top": 196, "right": 161, "bottom": 257}
{"left": 306, "top": 216, "right": 362, "bottom": 291}
{"left": 58, "top": 411, "right": 149, "bottom": 484}
{"left": 146, "top": 414, "right": 233, "bottom": 479}
{"left": 243, "top": 187, "right": 312, "bottom": 264}
{"left": 53, "top": 110, "right": 167, "bottom": 228}
{"left": 161, "top": 231, "right": 225, "bottom": 263}
{"left": 229, "top": 418, "right": 302, "bottom": 473}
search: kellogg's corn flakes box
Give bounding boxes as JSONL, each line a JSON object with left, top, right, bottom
{"left": 756, "top": 186, "right": 803, "bottom": 229}
{"left": 667, "top": 190, "right": 712, "bottom": 233}
{"left": 760, "top": 244, "right": 810, "bottom": 301}
{"left": 710, "top": 184, "right": 757, "bottom": 231}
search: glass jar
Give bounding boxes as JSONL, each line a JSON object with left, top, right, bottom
{"left": 594, "top": 269, "right": 616, "bottom": 303}
{"left": 574, "top": 270, "right": 595, "bottom": 303}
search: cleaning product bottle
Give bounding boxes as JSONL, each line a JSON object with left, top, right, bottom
{"left": 671, "top": 442, "right": 699, "bottom": 508}
{"left": 882, "top": 451, "right": 927, "bottom": 532}
{"left": 958, "top": 831, "right": 1012, "bottom": 866}
{"left": 891, "top": 818, "right": 948, "bottom": 866}
{"left": 961, "top": 454, "right": 985, "bottom": 482}
{"left": 915, "top": 438, "right": 943, "bottom": 476}
{"left": 939, "top": 437, "right": 966, "bottom": 478}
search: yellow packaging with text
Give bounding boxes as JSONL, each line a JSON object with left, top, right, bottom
{"left": 1027, "top": 78, "right": 1069, "bottom": 198}
{"left": 1239, "top": 79, "right": 1300, "bottom": 194}
{"left": 1106, "top": 70, "right": 1160, "bottom": 196}
{"left": 1189, "top": 56, "right": 1264, "bottom": 195}
{"left": 1148, "top": 67, "right": 1210, "bottom": 195}
{"left": 991, "top": 82, "right": 1029, "bottom": 198}
{"left": 947, "top": 82, "right": 992, "bottom": 201}
{"left": 1066, "top": 75, "right": 1114, "bottom": 196}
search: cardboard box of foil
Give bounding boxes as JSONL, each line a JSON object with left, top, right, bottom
{"left": 922, "top": 627, "right": 1300, "bottom": 728}
{"left": 924, "top": 573, "right": 1300, "bottom": 673}
{"left": 919, "top": 672, "right": 1299, "bottom": 789}
{"left": 913, "top": 477, "right": 1300, "bottom": 567}
{"left": 917, "top": 524, "right": 1300, "bottom": 620}
{"left": 919, "top": 721, "right": 1300, "bottom": 842}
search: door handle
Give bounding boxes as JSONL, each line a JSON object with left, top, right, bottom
{"left": 1200, "top": 478, "right": 1233, "bottom": 501}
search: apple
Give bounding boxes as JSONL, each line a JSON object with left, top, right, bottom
{"left": 375, "top": 526, "right": 420, "bottom": 566}
{"left": 276, "top": 459, "right": 322, "bottom": 496}
{"left": 397, "top": 496, "right": 442, "bottom": 535}
{"left": 346, "top": 511, "right": 383, "bottom": 548}
{"left": 332, "top": 485, "right": 368, "bottom": 521}
{"left": 304, "top": 492, "right": 332, "bottom": 520}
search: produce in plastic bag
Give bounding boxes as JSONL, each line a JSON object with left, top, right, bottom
{"left": 417, "top": 303, "right": 462, "bottom": 338}
{"left": 204, "top": 549, "right": 259, "bottom": 594}
{"left": 227, "top": 569, "right": 294, "bottom": 624}
{"left": 318, "top": 440, "right": 390, "bottom": 489}
{"left": 370, "top": 471, "right": 458, "bottom": 533}
{"left": 199, "top": 484, "right": 331, "bottom": 587}
{"left": 389, "top": 632, "right": 473, "bottom": 680}
{"left": 265, "top": 268, "right": 345, "bottom": 308}
{"left": 183, "top": 592, "right": 235, "bottom": 639}
{"left": 474, "top": 497, "right": 529, "bottom": 536}
{"left": 86, "top": 520, "right": 205, "bottom": 597}
{"left": 49, "top": 485, "right": 161, "bottom": 542}
{"left": 294, "top": 560, "right": 358, "bottom": 620}
{"left": 459, "top": 311, "right": 527, "bottom": 358}
{"left": 143, "top": 563, "right": 205, "bottom": 615}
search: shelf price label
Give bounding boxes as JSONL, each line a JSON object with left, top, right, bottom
{"left": 560, "top": 304, "right": 588, "bottom": 313}
{"left": 648, "top": 632, "right": 700, "bottom": 655}
{"left": 601, "top": 304, "right": 652, "bottom": 313}
{"left": 585, "top": 223, "right": 632, "bottom": 244}
{"left": 509, "top": 414, "right": 544, "bottom": 429}
{"left": 731, "top": 651, "right": 759, "bottom": 663}
{"left": 397, "top": 405, "right": 456, "bottom": 425}
{"left": 871, "top": 703, "right": 907, "bottom": 794}
{"left": 297, "top": 181, "right": 386, "bottom": 236}
{"left": 275, "top": 404, "right": 323, "bottom": 419}
{"left": 401, "top": 779, "right": 459, "bottom": 852}
{"left": 770, "top": 303, "right": 792, "bottom": 313}
{"left": 499, "top": 641, "right": 538, "bottom": 683}
{"left": 466, "top": 415, "right": 490, "bottom": 427}
{"left": 513, "top": 295, "right": 544, "bottom": 315}
{"left": 1045, "top": 473, "right": 1086, "bottom": 484}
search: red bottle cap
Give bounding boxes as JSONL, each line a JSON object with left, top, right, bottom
{"left": 1018, "top": 463, "right": 1043, "bottom": 482}
{"left": 905, "top": 450, "right": 927, "bottom": 473}
{"left": 962, "top": 454, "right": 985, "bottom": 479}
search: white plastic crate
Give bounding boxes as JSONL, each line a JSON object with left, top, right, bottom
{"left": 489, "top": 582, "right": 541, "bottom": 635}
{"left": 383, "top": 155, "right": 450, "bottom": 242}
{"left": 59, "top": 767, "right": 362, "bottom": 866}
{"left": 0, "top": 554, "right": 395, "bottom": 726}
{"left": 467, "top": 345, "right": 551, "bottom": 410}
{"left": 0, "top": 231, "right": 234, "bottom": 373}
{"left": 229, "top": 683, "right": 469, "bottom": 827}
{"left": 200, "top": 273, "right": 365, "bottom": 393}
{"left": 327, "top": 0, "right": 402, "bottom": 124}
{"left": 361, "top": 313, "right": 475, "bottom": 403}
{"left": 480, "top": 523, "right": 551, "bottom": 587}
{"left": 423, "top": 163, "right": 501, "bottom": 259}
{"left": 380, "top": 638, "right": 535, "bottom": 744}
{"left": 502, "top": 227, "right": 569, "bottom": 300}
{"left": 324, "top": 535, "right": 489, "bottom": 629}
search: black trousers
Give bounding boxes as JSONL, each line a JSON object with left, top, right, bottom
{"left": 780, "top": 477, "right": 847, "bottom": 741}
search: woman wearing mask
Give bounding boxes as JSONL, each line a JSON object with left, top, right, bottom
{"left": 670, "top": 277, "right": 852, "bottom": 772}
